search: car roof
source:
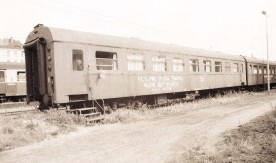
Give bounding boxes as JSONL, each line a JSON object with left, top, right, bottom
{"left": 25, "top": 25, "right": 246, "bottom": 62}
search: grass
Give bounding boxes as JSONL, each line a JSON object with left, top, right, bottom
{"left": 0, "top": 109, "right": 86, "bottom": 152}
{"left": 0, "top": 90, "right": 259, "bottom": 153}
{"left": 208, "top": 107, "right": 276, "bottom": 162}
{"left": 102, "top": 90, "right": 248, "bottom": 124}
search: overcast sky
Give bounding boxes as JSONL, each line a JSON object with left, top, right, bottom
{"left": 1, "top": 0, "right": 276, "bottom": 60}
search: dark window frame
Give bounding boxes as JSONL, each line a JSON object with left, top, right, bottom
{"left": 214, "top": 61, "right": 222, "bottom": 72}
{"left": 72, "top": 49, "right": 84, "bottom": 71}
{"left": 152, "top": 56, "right": 166, "bottom": 72}
{"left": 232, "top": 63, "right": 239, "bottom": 73}
{"left": 95, "top": 51, "right": 118, "bottom": 71}
{"left": 127, "top": 54, "right": 145, "bottom": 71}
{"left": 172, "top": 58, "right": 185, "bottom": 72}
{"left": 189, "top": 59, "right": 199, "bottom": 72}
{"left": 0, "top": 71, "right": 5, "bottom": 82}
{"left": 203, "top": 60, "right": 211, "bottom": 72}
{"left": 17, "top": 71, "right": 26, "bottom": 81}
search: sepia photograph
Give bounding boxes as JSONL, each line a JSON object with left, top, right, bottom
{"left": 0, "top": 0, "right": 276, "bottom": 162}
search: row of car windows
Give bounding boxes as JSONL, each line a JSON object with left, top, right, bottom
{"left": 249, "top": 64, "right": 276, "bottom": 74}
{"left": 72, "top": 50, "right": 273, "bottom": 74}
{"left": 0, "top": 71, "right": 26, "bottom": 82}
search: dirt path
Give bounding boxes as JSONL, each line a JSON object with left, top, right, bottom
{"left": 1, "top": 92, "right": 276, "bottom": 163}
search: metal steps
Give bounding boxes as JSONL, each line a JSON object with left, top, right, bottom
{"left": 67, "top": 107, "right": 104, "bottom": 123}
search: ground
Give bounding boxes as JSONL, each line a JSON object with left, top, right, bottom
{"left": 0, "top": 91, "right": 276, "bottom": 163}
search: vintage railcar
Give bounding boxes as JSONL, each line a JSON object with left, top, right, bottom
{"left": 23, "top": 24, "right": 276, "bottom": 109}
{"left": 245, "top": 57, "right": 276, "bottom": 88}
{"left": 0, "top": 62, "right": 26, "bottom": 102}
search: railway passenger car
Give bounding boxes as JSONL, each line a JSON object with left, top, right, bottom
{"left": 0, "top": 62, "right": 26, "bottom": 102}
{"left": 245, "top": 57, "right": 276, "bottom": 89}
{"left": 23, "top": 24, "right": 276, "bottom": 109}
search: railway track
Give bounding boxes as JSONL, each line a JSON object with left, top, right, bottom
{"left": 0, "top": 109, "right": 38, "bottom": 116}
{"left": 0, "top": 102, "right": 27, "bottom": 108}
{"left": 0, "top": 102, "right": 38, "bottom": 116}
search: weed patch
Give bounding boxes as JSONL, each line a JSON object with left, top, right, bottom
{"left": 211, "top": 108, "right": 276, "bottom": 162}
{"left": 0, "top": 110, "right": 86, "bottom": 152}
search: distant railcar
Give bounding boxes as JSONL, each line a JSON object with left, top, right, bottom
{"left": 23, "top": 24, "right": 276, "bottom": 109}
{"left": 245, "top": 57, "right": 276, "bottom": 88}
{"left": 0, "top": 62, "right": 26, "bottom": 102}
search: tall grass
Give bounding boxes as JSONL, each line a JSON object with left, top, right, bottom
{"left": 103, "top": 91, "right": 247, "bottom": 124}
{"left": 0, "top": 113, "right": 46, "bottom": 151}
{"left": 0, "top": 109, "right": 86, "bottom": 152}
{"left": 0, "top": 90, "right": 255, "bottom": 152}
{"left": 209, "top": 106, "right": 276, "bottom": 162}
{"left": 44, "top": 109, "right": 86, "bottom": 129}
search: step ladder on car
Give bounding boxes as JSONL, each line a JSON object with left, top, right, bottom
{"left": 66, "top": 107, "right": 104, "bottom": 123}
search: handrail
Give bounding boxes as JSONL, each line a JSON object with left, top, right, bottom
{"left": 89, "top": 88, "right": 105, "bottom": 114}
{"left": 93, "top": 99, "right": 105, "bottom": 114}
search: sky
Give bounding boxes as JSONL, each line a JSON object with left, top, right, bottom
{"left": 1, "top": 0, "right": 276, "bottom": 60}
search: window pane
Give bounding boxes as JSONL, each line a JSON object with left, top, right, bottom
{"left": 189, "top": 59, "right": 199, "bottom": 72}
{"left": 258, "top": 66, "right": 262, "bottom": 74}
{"left": 232, "top": 63, "right": 238, "bottom": 73}
{"left": 264, "top": 66, "right": 267, "bottom": 74}
{"left": 152, "top": 56, "right": 166, "bottom": 72}
{"left": 96, "top": 51, "right": 117, "bottom": 70}
{"left": 0, "top": 71, "right": 4, "bottom": 82}
{"left": 253, "top": 65, "right": 258, "bottom": 74}
{"left": 203, "top": 60, "right": 211, "bottom": 72}
{"left": 272, "top": 67, "right": 275, "bottom": 74}
{"left": 173, "top": 58, "right": 184, "bottom": 72}
{"left": 215, "top": 61, "right": 222, "bottom": 72}
{"left": 127, "top": 54, "right": 144, "bottom": 71}
{"left": 17, "top": 71, "right": 26, "bottom": 81}
{"left": 72, "top": 50, "right": 83, "bottom": 71}
{"left": 225, "top": 62, "right": 231, "bottom": 72}
{"left": 249, "top": 65, "right": 252, "bottom": 74}
{"left": 241, "top": 64, "right": 243, "bottom": 73}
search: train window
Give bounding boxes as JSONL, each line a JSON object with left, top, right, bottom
{"left": 17, "top": 71, "right": 26, "bottom": 81}
{"left": 249, "top": 65, "right": 253, "bottom": 74}
{"left": 253, "top": 65, "right": 258, "bottom": 74}
{"left": 232, "top": 63, "right": 239, "bottom": 73}
{"left": 127, "top": 54, "right": 144, "bottom": 71}
{"left": 215, "top": 61, "right": 222, "bottom": 72}
{"left": 189, "top": 59, "right": 199, "bottom": 72}
{"left": 264, "top": 66, "right": 267, "bottom": 74}
{"left": 0, "top": 71, "right": 4, "bottom": 82}
{"left": 241, "top": 64, "right": 243, "bottom": 73}
{"left": 258, "top": 66, "right": 263, "bottom": 74}
{"left": 173, "top": 58, "right": 185, "bottom": 72}
{"left": 152, "top": 56, "right": 166, "bottom": 72}
{"left": 225, "top": 62, "right": 231, "bottom": 72}
{"left": 72, "top": 50, "right": 83, "bottom": 71}
{"left": 272, "top": 67, "right": 275, "bottom": 74}
{"left": 96, "top": 51, "right": 117, "bottom": 70}
{"left": 203, "top": 60, "right": 211, "bottom": 72}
